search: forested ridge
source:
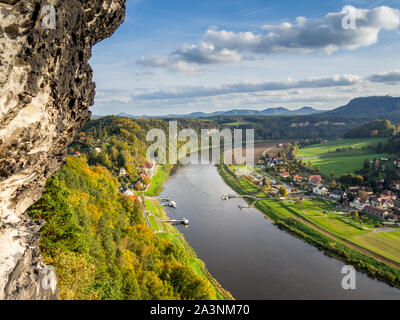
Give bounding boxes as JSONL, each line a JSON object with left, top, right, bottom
{"left": 69, "top": 116, "right": 217, "bottom": 184}
{"left": 344, "top": 120, "right": 400, "bottom": 139}
{"left": 28, "top": 116, "right": 224, "bottom": 300}
{"left": 215, "top": 114, "right": 362, "bottom": 140}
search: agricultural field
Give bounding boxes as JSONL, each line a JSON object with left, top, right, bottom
{"left": 352, "top": 231, "right": 400, "bottom": 264}
{"left": 258, "top": 198, "right": 400, "bottom": 264}
{"left": 224, "top": 141, "right": 288, "bottom": 163}
{"left": 298, "top": 138, "right": 390, "bottom": 177}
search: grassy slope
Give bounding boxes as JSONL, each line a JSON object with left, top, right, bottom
{"left": 308, "top": 150, "right": 391, "bottom": 177}
{"left": 298, "top": 138, "right": 390, "bottom": 177}
{"left": 143, "top": 165, "right": 171, "bottom": 196}
{"left": 261, "top": 199, "right": 400, "bottom": 264}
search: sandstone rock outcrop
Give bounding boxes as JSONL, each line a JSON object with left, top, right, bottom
{"left": 0, "top": 0, "right": 126, "bottom": 299}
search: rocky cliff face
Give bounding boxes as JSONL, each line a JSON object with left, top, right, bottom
{"left": 0, "top": 0, "right": 126, "bottom": 299}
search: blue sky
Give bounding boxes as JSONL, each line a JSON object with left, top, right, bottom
{"left": 91, "top": 0, "right": 400, "bottom": 116}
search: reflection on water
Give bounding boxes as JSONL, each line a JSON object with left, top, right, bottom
{"left": 160, "top": 163, "right": 400, "bottom": 300}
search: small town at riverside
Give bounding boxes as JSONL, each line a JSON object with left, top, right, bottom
{"left": 217, "top": 128, "right": 400, "bottom": 287}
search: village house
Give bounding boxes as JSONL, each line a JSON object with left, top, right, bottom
{"left": 309, "top": 175, "right": 322, "bottom": 185}
{"left": 347, "top": 186, "right": 360, "bottom": 195}
{"left": 381, "top": 190, "right": 397, "bottom": 201}
{"left": 74, "top": 151, "right": 81, "bottom": 157}
{"left": 119, "top": 186, "right": 135, "bottom": 197}
{"left": 280, "top": 171, "right": 290, "bottom": 178}
{"left": 387, "top": 214, "right": 399, "bottom": 222}
{"left": 266, "top": 158, "right": 284, "bottom": 167}
{"left": 141, "top": 159, "right": 157, "bottom": 177}
{"left": 313, "top": 185, "right": 328, "bottom": 196}
{"left": 392, "top": 182, "right": 400, "bottom": 191}
{"left": 370, "top": 197, "right": 395, "bottom": 210}
{"left": 119, "top": 167, "right": 127, "bottom": 177}
{"left": 350, "top": 198, "right": 370, "bottom": 211}
{"left": 330, "top": 190, "right": 345, "bottom": 201}
{"left": 359, "top": 186, "right": 374, "bottom": 196}
{"left": 292, "top": 175, "right": 304, "bottom": 182}
{"left": 363, "top": 206, "right": 389, "bottom": 219}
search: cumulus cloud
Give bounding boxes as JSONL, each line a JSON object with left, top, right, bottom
{"left": 137, "top": 6, "right": 400, "bottom": 72}
{"left": 137, "top": 42, "right": 242, "bottom": 73}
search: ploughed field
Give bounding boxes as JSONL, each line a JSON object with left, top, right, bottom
{"left": 297, "top": 138, "right": 390, "bottom": 177}
{"left": 225, "top": 141, "right": 288, "bottom": 163}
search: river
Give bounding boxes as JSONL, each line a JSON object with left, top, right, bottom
{"left": 160, "top": 162, "right": 400, "bottom": 299}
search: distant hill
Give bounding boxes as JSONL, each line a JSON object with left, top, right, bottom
{"left": 327, "top": 96, "right": 400, "bottom": 116}
{"left": 118, "top": 106, "right": 323, "bottom": 118}
{"left": 112, "top": 96, "right": 400, "bottom": 121}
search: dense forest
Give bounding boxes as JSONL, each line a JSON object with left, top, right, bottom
{"left": 28, "top": 157, "right": 217, "bottom": 300}
{"left": 69, "top": 116, "right": 217, "bottom": 184}
{"left": 215, "top": 115, "right": 363, "bottom": 140}
{"left": 383, "top": 134, "right": 400, "bottom": 154}
{"left": 344, "top": 120, "right": 400, "bottom": 139}
{"left": 27, "top": 116, "right": 224, "bottom": 300}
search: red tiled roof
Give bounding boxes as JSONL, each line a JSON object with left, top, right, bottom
{"left": 143, "top": 162, "right": 154, "bottom": 168}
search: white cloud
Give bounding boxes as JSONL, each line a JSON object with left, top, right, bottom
{"left": 95, "top": 90, "right": 133, "bottom": 104}
{"left": 129, "top": 70, "right": 399, "bottom": 101}
{"left": 136, "top": 6, "right": 400, "bottom": 72}
{"left": 137, "top": 55, "right": 200, "bottom": 73}
{"left": 132, "top": 74, "right": 363, "bottom": 100}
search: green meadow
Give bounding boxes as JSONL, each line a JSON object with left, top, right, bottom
{"left": 144, "top": 165, "right": 171, "bottom": 196}
{"left": 298, "top": 138, "right": 390, "bottom": 177}
{"left": 258, "top": 199, "right": 400, "bottom": 264}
